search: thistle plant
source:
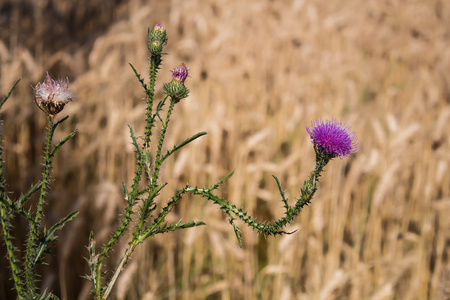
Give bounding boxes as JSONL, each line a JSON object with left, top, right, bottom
{"left": 1, "top": 74, "right": 77, "bottom": 299}
{"left": 0, "top": 24, "right": 357, "bottom": 299}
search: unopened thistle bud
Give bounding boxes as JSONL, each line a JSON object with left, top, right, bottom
{"left": 34, "top": 72, "right": 73, "bottom": 117}
{"left": 149, "top": 40, "right": 163, "bottom": 55}
{"left": 163, "top": 63, "right": 190, "bottom": 103}
{"left": 148, "top": 24, "right": 168, "bottom": 54}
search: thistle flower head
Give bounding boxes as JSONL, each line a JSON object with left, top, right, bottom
{"left": 163, "top": 63, "right": 190, "bottom": 103}
{"left": 306, "top": 118, "right": 357, "bottom": 158}
{"left": 34, "top": 72, "right": 73, "bottom": 117}
{"left": 171, "top": 63, "right": 189, "bottom": 84}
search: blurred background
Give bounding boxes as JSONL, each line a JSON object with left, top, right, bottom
{"left": 1, "top": 0, "right": 449, "bottom": 299}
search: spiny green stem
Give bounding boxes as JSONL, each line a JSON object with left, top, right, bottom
{"left": 0, "top": 79, "right": 24, "bottom": 297}
{"left": 137, "top": 99, "right": 175, "bottom": 234}
{"left": 140, "top": 186, "right": 186, "bottom": 241}
{"left": 24, "top": 114, "right": 54, "bottom": 294}
{"left": 0, "top": 134, "right": 9, "bottom": 206}
{"left": 101, "top": 246, "right": 134, "bottom": 300}
{"left": 150, "top": 98, "right": 175, "bottom": 191}
{"left": 0, "top": 205, "right": 24, "bottom": 298}
{"left": 94, "top": 261, "right": 102, "bottom": 299}
{"left": 128, "top": 125, "right": 144, "bottom": 202}
{"left": 187, "top": 157, "right": 329, "bottom": 237}
{"left": 144, "top": 54, "right": 160, "bottom": 148}
{"left": 0, "top": 79, "right": 20, "bottom": 201}
{"left": 154, "top": 99, "right": 175, "bottom": 173}
{"left": 98, "top": 127, "right": 143, "bottom": 263}
{"left": 97, "top": 199, "right": 134, "bottom": 263}
{"left": 102, "top": 186, "right": 187, "bottom": 299}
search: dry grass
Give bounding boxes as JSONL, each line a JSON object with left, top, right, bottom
{"left": 1, "top": 0, "right": 450, "bottom": 299}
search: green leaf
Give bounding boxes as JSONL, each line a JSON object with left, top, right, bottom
{"left": 153, "top": 96, "right": 168, "bottom": 122}
{"left": 272, "top": 175, "right": 289, "bottom": 208}
{"left": 148, "top": 219, "right": 206, "bottom": 236}
{"left": 0, "top": 79, "right": 20, "bottom": 110}
{"left": 209, "top": 170, "right": 235, "bottom": 191}
{"left": 129, "top": 63, "right": 147, "bottom": 89}
{"left": 33, "top": 211, "right": 79, "bottom": 267}
{"left": 50, "top": 130, "right": 78, "bottom": 157}
{"left": 160, "top": 132, "right": 207, "bottom": 164}
{"left": 232, "top": 223, "right": 242, "bottom": 248}
{"left": 18, "top": 181, "right": 43, "bottom": 207}
{"left": 52, "top": 115, "right": 69, "bottom": 134}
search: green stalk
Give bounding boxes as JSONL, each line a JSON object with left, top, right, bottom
{"left": 24, "top": 115, "right": 54, "bottom": 294}
{"left": 0, "top": 79, "right": 23, "bottom": 297}
{"left": 102, "top": 186, "right": 186, "bottom": 300}
{"left": 137, "top": 98, "right": 175, "bottom": 233}
{"left": 187, "top": 153, "right": 330, "bottom": 236}
{"left": 0, "top": 79, "right": 19, "bottom": 204}
{"left": 101, "top": 246, "right": 134, "bottom": 300}
{"left": 98, "top": 127, "right": 143, "bottom": 263}
{"left": 144, "top": 54, "right": 160, "bottom": 147}
{"left": 0, "top": 205, "right": 24, "bottom": 298}
{"left": 153, "top": 98, "right": 175, "bottom": 182}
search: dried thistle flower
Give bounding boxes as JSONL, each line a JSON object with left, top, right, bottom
{"left": 306, "top": 118, "right": 358, "bottom": 158}
{"left": 34, "top": 72, "right": 73, "bottom": 117}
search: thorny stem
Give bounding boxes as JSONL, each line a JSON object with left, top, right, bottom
{"left": 102, "top": 187, "right": 187, "bottom": 300}
{"left": 96, "top": 125, "right": 147, "bottom": 271}
{"left": 101, "top": 245, "right": 135, "bottom": 300}
{"left": 144, "top": 50, "right": 160, "bottom": 148}
{"left": 24, "top": 114, "right": 54, "bottom": 295}
{"left": 187, "top": 153, "right": 330, "bottom": 235}
{"left": 154, "top": 98, "right": 174, "bottom": 184}
{"left": 93, "top": 38, "right": 168, "bottom": 299}
{"left": 136, "top": 98, "right": 174, "bottom": 236}
{"left": 0, "top": 205, "right": 24, "bottom": 298}
{"left": 0, "top": 120, "right": 22, "bottom": 294}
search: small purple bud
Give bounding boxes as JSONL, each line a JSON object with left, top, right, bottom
{"left": 306, "top": 118, "right": 358, "bottom": 158}
{"left": 33, "top": 72, "right": 73, "bottom": 116}
{"left": 171, "top": 63, "right": 189, "bottom": 84}
{"left": 154, "top": 24, "right": 165, "bottom": 33}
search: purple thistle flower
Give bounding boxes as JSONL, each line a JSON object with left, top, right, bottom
{"left": 306, "top": 118, "right": 357, "bottom": 158}
{"left": 171, "top": 63, "right": 189, "bottom": 84}
{"left": 34, "top": 72, "right": 73, "bottom": 116}
{"left": 164, "top": 63, "right": 190, "bottom": 103}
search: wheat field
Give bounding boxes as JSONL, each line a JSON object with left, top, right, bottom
{"left": 1, "top": 0, "right": 449, "bottom": 299}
